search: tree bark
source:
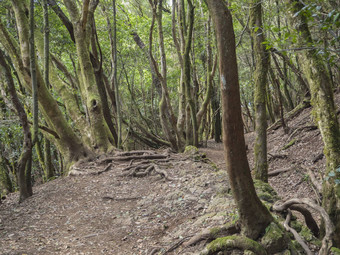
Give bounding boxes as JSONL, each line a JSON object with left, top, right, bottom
{"left": 250, "top": 0, "right": 270, "bottom": 182}
{"left": 63, "top": 0, "right": 111, "bottom": 152}
{"left": 287, "top": 0, "right": 340, "bottom": 248}
{"left": 3, "top": 1, "right": 93, "bottom": 169}
{"left": 0, "top": 49, "right": 32, "bottom": 202}
{"left": 206, "top": 0, "right": 273, "bottom": 239}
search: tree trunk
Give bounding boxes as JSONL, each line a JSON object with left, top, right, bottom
{"left": 0, "top": 49, "right": 32, "bottom": 202}
{"left": 183, "top": 0, "right": 197, "bottom": 147}
{"left": 63, "top": 0, "right": 110, "bottom": 152}
{"left": 206, "top": 0, "right": 273, "bottom": 239}
{"left": 288, "top": 0, "right": 340, "bottom": 248}
{"left": 148, "top": 0, "right": 180, "bottom": 151}
{"left": 2, "top": 1, "right": 93, "bottom": 169}
{"left": 250, "top": 0, "right": 270, "bottom": 182}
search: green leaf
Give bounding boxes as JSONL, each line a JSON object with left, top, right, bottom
{"left": 328, "top": 171, "right": 336, "bottom": 177}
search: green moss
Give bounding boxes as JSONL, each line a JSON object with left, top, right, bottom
{"left": 184, "top": 145, "right": 199, "bottom": 154}
{"left": 202, "top": 235, "right": 267, "bottom": 255}
{"left": 253, "top": 180, "right": 279, "bottom": 203}
{"left": 261, "top": 222, "right": 288, "bottom": 254}
{"left": 331, "top": 247, "right": 340, "bottom": 254}
{"left": 299, "top": 225, "right": 313, "bottom": 242}
{"left": 281, "top": 139, "right": 297, "bottom": 150}
{"left": 210, "top": 227, "right": 222, "bottom": 239}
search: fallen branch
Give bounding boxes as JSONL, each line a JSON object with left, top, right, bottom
{"left": 272, "top": 198, "right": 334, "bottom": 255}
{"left": 283, "top": 209, "right": 313, "bottom": 255}
{"left": 268, "top": 153, "right": 288, "bottom": 161}
{"left": 287, "top": 125, "right": 317, "bottom": 141}
{"left": 268, "top": 167, "right": 292, "bottom": 177}
{"left": 268, "top": 101, "right": 310, "bottom": 132}
{"left": 102, "top": 196, "right": 142, "bottom": 201}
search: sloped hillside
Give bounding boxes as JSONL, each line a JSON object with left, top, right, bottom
{"left": 0, "top": 92, "right": 339, "bottom": 254}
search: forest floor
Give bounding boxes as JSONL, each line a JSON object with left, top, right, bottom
{"left": 1, "top": 92, "right": 339, "bottom": 255}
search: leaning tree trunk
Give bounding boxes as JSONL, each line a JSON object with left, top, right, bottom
{"left": 3, "top": 1, "right": 93, "bottom": 169}
{"left": 206, "top": 0, "right": 273, "bottom": 239}
{"left": 250, "top": 0, "right": 270, "bottom": 183}
{"left": 0, "top": 49, "right": 32, "bottom": 203}
{"left": 288, "top": 0, "right": 340, "bottom": 249}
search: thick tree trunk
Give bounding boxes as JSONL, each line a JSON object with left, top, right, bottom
{"left": 288, "top": 0, "right": 340, "bottom": 248}
{"left": 206, "top": 0, "right": 273, "bottom": 239}
{"left": 250, "top": 0, "right": 270, "bottom": 182}
{"left": 63, "top": 0, "right": 111, "bottom": 152}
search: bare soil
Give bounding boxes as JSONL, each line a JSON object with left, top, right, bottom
{"left": 1, "top": 93, "right": 338, "bottom": 255}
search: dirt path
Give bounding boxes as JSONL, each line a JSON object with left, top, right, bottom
{"left": 0, "top": 97, "right": 329, "bottom": 254}
{"left": 0, "top": 150, "right": 235, "bottom": 255}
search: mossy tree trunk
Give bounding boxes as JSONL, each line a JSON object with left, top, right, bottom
{"left": 206, "top": 0, "right": 273, "bottom": 239}
{"left": 183, "top": 0, "right": 198, "bottom": 147}
{"left": 250, "top": 0, "right": 270, "bottom": 182}
{"left": 0, "top": 49, "right": 32, "bottom": 202}
{"left": 149, "top": 0, "right": 181, "bottom": 151}
{"left": 63, "top": 0, "right": 111, "bottom": 152}
{"left": 1, "top": 1, "right": 93, "bottom": 170}
{"left": 288, "top": 0, "right": 340, "bottom": 248}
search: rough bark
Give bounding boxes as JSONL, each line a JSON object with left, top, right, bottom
{"left": 63, "top": 0, "right": 110, "bottom": 152}
{"left": 287, "top": 0, "right": 340, "bottom": 247}
{"left": 206, "top": 0, "right": 273, "bottom": 239}
{"left": 1, "top": 1, "right": 93, "bottom": 168}
{"left": 250, "top": 0, "right": 270, "bottom": 182}
{"left": 183, "top": 0, "right": 197, "bottom": 147}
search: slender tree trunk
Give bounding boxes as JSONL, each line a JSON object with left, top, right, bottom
{"left": 250, "top": 0, "right": 270, "bottom": 182}
{"left": 112, "top": 0, "right": 121, "bottom": 148}
{"left": 269, "top": 67, "right": 288, "bottom": 132}
{"left": 0, "top": 49, "right": 32, "bottom": 203}
{"left": 206, "top": 0, "right": 273, "bottom": 239}
{"left": 183, "top": 0, "right": 197, "bottom": 147}
{"left": 211, "top": 84, "right": 221, "bottom": 143}
{"left": 148, "top": 0, "right": 180, "bottom": 151}
{"left": 288, "top": 0, "right": 340, "bottom": 249}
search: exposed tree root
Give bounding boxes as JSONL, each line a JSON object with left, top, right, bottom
{"left": 200, "top": 235, "right": 267, "bottom": 255}
{"left": 272, "top": 198, "right": 334, "bottom": 255}
{"left": 100, "top": 153, "right": 168, "bottom": 163}
{"left": 290, "top": 204, "right": 320, "bottom": 237}
{"left": 184, "top": 223, "right": 241, "bottom": 247}
{"left": 284, "top": 209, "right": 313, "bottom": 255}
{"left": 122, "top": 162, "right": 175, "bottom": 181}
